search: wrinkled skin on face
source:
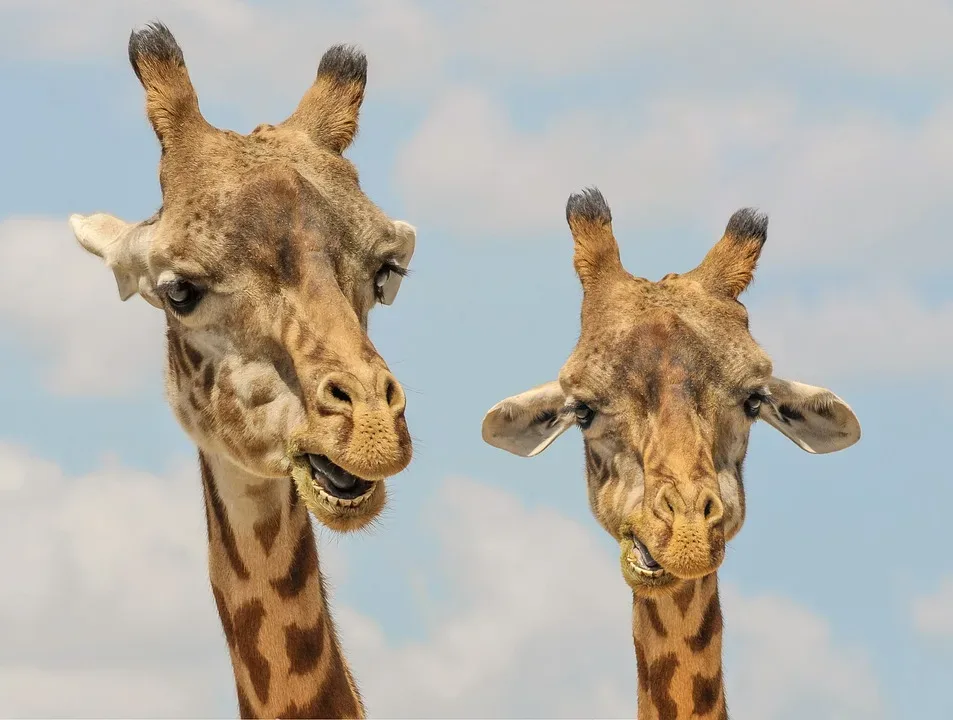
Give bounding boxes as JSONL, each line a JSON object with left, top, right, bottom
{"left": 70, "top": 24, "right": 417, "bottom": 532}
{"left": 482, "top": 188, "right": 861, "bottom": 597}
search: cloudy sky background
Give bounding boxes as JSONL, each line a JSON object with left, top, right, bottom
{"left": 1, "top": 1, "right": 951, "bottom": 717}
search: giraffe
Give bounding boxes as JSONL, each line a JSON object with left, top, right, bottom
{"left": 68, "top": 23, "right": 417, "bottom": 719}
{"left": 481, "top": 188, "right": 861, "bottom": 719}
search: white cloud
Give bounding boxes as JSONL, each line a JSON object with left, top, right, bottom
{"left": 912, "top": 578, "right": 953, "bottom": 639}
{"left": 442, "top": 0, "right": 953, "bottom": 83}
{"left": 339, "top": 476, "right": 635, "bottom": 718}
{"left": 395, "top": 87, "right": 794, "bottom": 236}
{"left": 0, "top": 442, "right": 231, "bottom": 718}
{"left": 396, "top": 87, "right": 953, "bottom": 275}
{"left": 0, "top": 0, "right": 445, "bottom": 116}
{"left": 722, "top": 586, "right": 882, "bottom": 720}
{"left": 8, "top": 0, "right": 953, "bottom": 96}
{"left": 0, "top": 668, "right": 219, "bottom": 720}
{"left": 0, "top": 444, "right": 881, "bottom": 719}
{"left": 0, "top": 216, "right": 165, "bottom": 396}
{"left": 751, "top": 286, "right": 953, "bottom": 383}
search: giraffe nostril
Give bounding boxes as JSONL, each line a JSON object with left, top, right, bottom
{"left": 330, "top": 385, "right": 351, "bottom": 405}
{"left": 697, "top": 489, "right": 724, "bottom": 527}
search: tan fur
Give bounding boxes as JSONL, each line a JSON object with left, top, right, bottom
{"left": 482, "top": 188, "right": 861, "bottom": 719}
{"left": 70, "top": 23, "right": 419, "bottom": 719}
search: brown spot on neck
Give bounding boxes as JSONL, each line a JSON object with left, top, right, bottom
{"left": 632, "top": 577, "right": 726, "bottom": 719}
{"left": 647, "top": 653, "right": 679, "bottom": 720}
{"left": 285, "top": 619, "right": 325, "bottom": 675}
{"left": 687, "top": 592, "right": 722, "bottom": 654}
{"left": 271, "top": 522, "right": 319, "bottom": 598}
{"left": 635, "top": 639, "right": 649, "bottom": 690}
{"left": 253, "top": 511, "right": 281, "bottom": 555}
{"left": 201, "top": 455, "right": 363, "bottom": 718}
{"left": 211, "top": 585, "right": 235, "bottom": 648}
{"left": 673, "top": 582, "right": 695, "bottom": 616}
{"left": 692, "top": 668, "right": 723, "bottom": 715}
{"left": 246, "top": 482, "right": 283, "bottom": 554}
{"left": 236, "top": 684, "right": 255, "bottom": 719}
{"left": 639, "top": 597, "right": 668, "bottom": 638}
{"left": 233, "top": 600, "right": 271, "bottom": 704}
{"left": 200, "top": 453, "right": 249, "bottom": 580}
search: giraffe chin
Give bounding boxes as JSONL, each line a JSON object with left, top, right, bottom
{"left": 289, "top": 459, "right": 386, "bottom": 533}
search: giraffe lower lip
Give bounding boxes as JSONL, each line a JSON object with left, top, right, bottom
{"left": 630, "top": 536, "right": 662, "bottom": 571}
{"left": 305, "top": 454, "right": 374, "bottom": 500}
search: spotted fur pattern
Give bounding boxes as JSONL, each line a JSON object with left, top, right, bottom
{"left": 632, "top": 576, "right": 727, "bottom": 720}
{"left": 76, "top": 22, "right": 420, "bottom": 718}
{"left": 202, "top": 454, "right": 364, "bottom": 718}
{"left": 560, "top": 191, "right": 771, "bottom": 718}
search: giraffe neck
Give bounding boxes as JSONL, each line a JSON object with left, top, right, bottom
{"left": 199, "top": 451, "right": 364, "bottom": 719}
{"left": 632, "top": 574, "right": 727, "bottom": 720}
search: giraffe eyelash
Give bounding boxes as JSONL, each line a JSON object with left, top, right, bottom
{"left": 373, "top": 261, "right": 410, "bottom": 303}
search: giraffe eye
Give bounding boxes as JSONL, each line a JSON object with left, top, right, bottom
{"left": 165, "top": 279, "right": 204, "bottom": 315}
{"left": 574, "top": 403, "right": 595, "bottom": 429}
{"left": 743, "top": 393, "right": 763, "bottom": 418}
{"left": 373, "top": 261, "right": 407, "bottom": 303}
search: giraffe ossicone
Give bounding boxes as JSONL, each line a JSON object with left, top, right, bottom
{"left": 482, "top": 187, "right": 861, "bottom": 718}
{"left": 70, "top": 20, "right": 416, "bottom": 719}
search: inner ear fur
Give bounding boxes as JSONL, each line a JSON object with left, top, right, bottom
{"left": 481, "top": 381, "right": 574, "bottom": 458}
{"left": 760, "top": 377, "right": 861, "bottom": 454}
{"left": 69, "top": 212, "right": 161, "bottom": 307}
{"left": 377, "top": 221, "right": 416, "bottom": 306}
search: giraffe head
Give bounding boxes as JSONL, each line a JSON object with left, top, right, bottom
{"left": 70, "top": 24, "right": 416, "bottom": 532}
{"left": 483, "top": 188, "right": 860, "bottom": 596}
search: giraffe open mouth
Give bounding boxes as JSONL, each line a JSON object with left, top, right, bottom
{"left": 305, "top": 454, "right": 376, "bottom": 506}
{"left": 627, "top": 535, "right": 665, "bottom": 578}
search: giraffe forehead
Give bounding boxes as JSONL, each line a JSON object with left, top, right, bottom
{"left": 151, "top": 136, "right": 388, "bottom": 284}
{"left": 567, "top": 312, "right": 714, "bottom": 398}
{"left": 567, "top": 296, "right": 771, "bottom": 405}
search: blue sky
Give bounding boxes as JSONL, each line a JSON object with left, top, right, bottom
{"left": 1, "top": 2, "right": 951, "bottom": 718}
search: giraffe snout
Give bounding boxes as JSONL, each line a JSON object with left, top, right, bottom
{"left": 651, "top": 483, "right": 726, "bottom": 579}
{"left": 294, "top": 366, "right": 413, "bottom": 483}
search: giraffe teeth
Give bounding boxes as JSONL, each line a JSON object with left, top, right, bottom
{"left": 628, "top": 560, "right": 665, "bottom": 578}
{"left": 313, "top": 483, "right": 374, "bottom": 509}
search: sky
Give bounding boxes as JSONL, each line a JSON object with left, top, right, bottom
{"left": 1, "top": 1, "right": 951, "bottom": 717}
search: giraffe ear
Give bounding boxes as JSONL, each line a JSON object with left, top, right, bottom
{"left": 482, "top": 381, "right": 575, "bottom": 457}
{"left": 760, "top": 377, "right": 861, "bottom": 454}
{"left": 69, "top": 213, "right": 162, "bottom": 309}
{"left": 377, "top": 220, "right": 416, "bottom": 306}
